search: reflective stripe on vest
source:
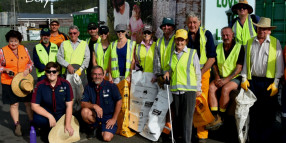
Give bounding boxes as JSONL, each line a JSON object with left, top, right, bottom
{"left": 246, "top": 36, "right": 277, "bottom": 80}
{"left": 110, "top": 39, "right": 135, "bottom": 78}
{"left": 1, "top": 45, "right": 29, "bottom": 85}
{"left": 232, "top": 15, "right": 257, "bottom": 45}
{"left": 216, "top": 43, "right": 241, "bottom": 78}
{"left": 94, "top": 43, "right": 111, "bottom": 70}
{"left": 170, "top": 48, "right": 197, "bottom": 91}
{"left": 62, "top": 40, "right": 87, "bottom": 74}
{"left": 35, "top": 43, "right": 58, "bottom": 77}
{"left": 156, "top": 35, "right": 175, "bottom": 72}
{"left": 199, "top": 27, "right": 207, "bottom": 68}
{"left": 86, "top": 37, "right": 101, "bottom": 45}
{"left": 136, "top": 43, "right": 156, "bottom": 73}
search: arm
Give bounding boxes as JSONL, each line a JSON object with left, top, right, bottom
{"left": 24, "top": 47, "right": 34, "bottom": 76}
{"left": 57, "top": 42, "right": 70, "bottom": 68}
{"left": 202, "top": 30, "right": 216, "bottom": 74}
{"left": 153, "top": 43, "right": 162, "bottom": 76}
{"left": 65, "top": 101, "right": 74, "bottom": 136}
{"left": 193, "top": 52, "right": 202, "bottom": 94}
{"left": 106, "top": 84, "right": 122, "bottom": 129}
{"left": 31, "top": 103, "right": 56, "bottom": 127}
{"left": 81, "top": 43, "right": 91, "bottom": 70}
{"left": 92, "top": 51, "right": 97, "bottom": 66}
{"left": 201, "top": 58, "right": 215, "bottom": 75}
{"left": 275, "top": 40, "right": 284, "bottom": 79}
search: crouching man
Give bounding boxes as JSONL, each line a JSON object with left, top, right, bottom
{"left": 206, "top": 27, "right": 244, "bottom": 130}
{"left": 81, "top": 66, "right": 122, "bottom": 141}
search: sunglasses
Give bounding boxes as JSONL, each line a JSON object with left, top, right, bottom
{"left": 69, "top": 32, "right": 78, "bottom": 35}
{"left": 88, "top": 28, "right": 97, "bottom": 30}
{"left": 46, "top": 70, "right": 57, "bottom": 74}
{"left": 238, "top": 6, "right": 248, "bottom": 10}
{"left": 100, "top": 32, "right": 108, "bottom": 35}
{"left": 143, "top": 31, "right": 152, "bottom": 35}
{"left": 116, "top": 30, "right": 125, "bottom": 33}
{"left": 42, "top": 34, "right": 50, "bottom": 36}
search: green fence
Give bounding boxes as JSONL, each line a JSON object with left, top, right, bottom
{"left": 59, "top": 26, "right": 70, "bottom": 36}
{"left": 256, "top": 0, "right": 286, "bottom": 47}
{"left": 0, "top": 27, "right": 11, "bottom": 48}
{"left": 73, "top": 13, "right": 98, "bottom": 40}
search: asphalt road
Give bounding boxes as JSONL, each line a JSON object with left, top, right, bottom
{"left": 0, "top": 41, "right": 227, "bottom": 143}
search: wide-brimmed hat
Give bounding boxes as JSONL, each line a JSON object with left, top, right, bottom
{"left": 48, "top": 115, "right": 80, "bottom": 143}
{"left": 11, "top": 73, "right": 34, "bottom": 97}
{"left": 231, "top": 0, "right": 253, "bottom": 14}
{"left": 160, "top": 17, "right": 175, "bottom": 29}
{"left": 175, "top": 29, "right": 188, "bottom": 40}
{"left": 253, "top": 17, "right": 277, "bottom": 30}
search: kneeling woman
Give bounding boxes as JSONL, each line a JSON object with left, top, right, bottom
{"left": 164, "top": 29, "right": 201, "bottom": 143}
{"left": 31, "top": 62, "right": 74, "bottom": 136}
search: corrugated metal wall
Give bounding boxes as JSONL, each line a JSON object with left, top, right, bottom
{"left": 176, "top": 0, "right": 201, "bottom": 29}
{"left": 0, "top": 27, "right": 11, "bottom": 48}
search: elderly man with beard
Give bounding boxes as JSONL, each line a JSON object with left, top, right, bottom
{"left": 81, "top": 66, "right": 122, "bottom": 141}
{"left": 33, "top": 28, "right": 58, "bottom": 81}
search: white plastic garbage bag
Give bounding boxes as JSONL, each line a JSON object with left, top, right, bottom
{"left": 66, "top": 73, "right": 84, "bottom": 113}
{"left": 235, "top": 88, "right": 257, "bottom": 143}
{"left": 140, "top": 84, "right": 173, "bottom": 141}
{"left": 129, "top": 70, "right": 158, "bottom": 132}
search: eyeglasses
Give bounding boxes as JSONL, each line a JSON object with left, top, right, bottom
{"left": 92, "top": 73, "right": 103, "bottom": 76}
{"left": 46, "top": 70, "right": 57, "bottom": 74}
{"left": 69, "top": 32, "right": 78, "bottom": 35}
{"left": 143, "top": 31, "right": 152, "bottom": 35}
{"left": 116, "top": 30, "right": 125, "bottom": 33}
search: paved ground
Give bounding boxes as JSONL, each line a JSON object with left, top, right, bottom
{"left": 0, "top": 41, "right": 227, "bottom": 143}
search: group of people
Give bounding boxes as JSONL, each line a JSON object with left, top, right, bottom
{"left": 1, "top": 0, "right": 286, "bottom": 143}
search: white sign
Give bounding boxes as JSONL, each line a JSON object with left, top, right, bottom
{"left": 26, "top": 0, "right": 49, "bottom": 8}
{"left": 204, "top": 0, "right": 256, "bottom": 44}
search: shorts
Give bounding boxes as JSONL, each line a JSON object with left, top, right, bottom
{"left": 230, "top": 76, "right": 241, "bottom": 86}
{"left": 93, "top": 114, "right": 118, "bottom": 134}
{"left": 2, "top": 84, "right": 32, "bottom": 104}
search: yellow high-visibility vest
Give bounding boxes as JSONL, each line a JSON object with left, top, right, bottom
{"left": 136, "top": 43, "right": 156, "bottom": 73}
{"left": 94, "top": 43, "right": 111, "bottom": 70}
{"left": 232, "top": 15, "right": 257, "bottom": 45}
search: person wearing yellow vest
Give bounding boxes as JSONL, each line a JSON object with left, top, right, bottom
{"left": 92, "top": 26, "right": 111, "bottom": 81}
{"left": 86, "top": 22, "right": 102, "bottom": 83}
{"left": 186, "top": 11, "right": 216, "bottom": 142}
{"left": 241, "top": 17, "right": 284, "bottom": 142}
{"left": 134, "top": 25, "right": 155, "bottom": 73}
{"left": 49, "top": 19, "right": 69, "bottom": 47}
{"left": 206, "top": 27, "right": 244, "bottom": 130}
{"left": 164, "top": 29, "right": 201, "bottom": 143}
{"left": 0, "top": 30, "right": 34, "bottom": 136}
{"left": 109, "top": 24, "right": 135, "bottom": 84}
{"left": 57, "top": 25, "right": 90, "bottom": 79}
{"left": 153, "top": 17, "right": 175, "bottom": 77}
{"left": 229, "top": 0, "right": 260, "bottom": 46}
{"left": 33, "top": 28, "right": 58, "bottom": 82}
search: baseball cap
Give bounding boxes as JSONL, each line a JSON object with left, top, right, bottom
{"left": 175, "top": 29, "right": 188, "bottom": 40}
{"left": 50, "top": 19, "right": 59, "bottom": 24}
{"left": 99, "top": 26, "right": 109, "bottom": 35}
{"left": 88, "top": 22, "right": 98, "bottom": 30}
{"left": 143, "top": 25, "right": 152, "bottom": 32}
{"left": 115, "top": 24, "right": 127, "bottom": 32}
{"left": 41, "top": 28, "right": 51, "bottom": 36}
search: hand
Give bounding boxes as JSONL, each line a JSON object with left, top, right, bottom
{"left": 75, "top": 67, "right": 83, "bottom": 76}
{"left": 126, "top": 75, "right": 131, "bottom": 82}
{"left": 48, "top": 115, "right": 57, "bottom": 127}
{"left": 93, "top": 104, "right": 103, "bottom": 118}
{"left": 151, "top": 77, "right": 157, "bottom": 83}
{"left": 23, "top": 69, "right": 29, "bottom": 77}
{"left": 267, "top": 82, "right": 278, "bottom": 96}
{"left": 216, "top": 78, "right": 228, "bottom": 88}
{"left": 4, "top": 69, "right": 14, "bottom": 77}
{"left": 241, "top": 78, "right": 250, "bottom": 91}
{"left": 214, "top": 78, "right": 221, "bottom": 87}
{"left": 196, "top": 91, "right": 202, "bottom": 97}
{"left": 64, "top": 124, "right": 74, "bottom": 136}
{"left": 106, "top": 118, "right": 116, "bottom": 129}
{"left": 67, "top": 65, "right": 75, "bottom": 74}
{"left": 163, "top": 72, "right": 169, "bottom": 81}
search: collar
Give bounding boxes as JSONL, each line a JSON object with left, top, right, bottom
{"left": 174, "top": 46, "right": 188, "bottom": 54}
{"left": 43, "top": 76, "right": 62, "bottom": 87}
{"left": 70, "top": 39, "right": 81, "bottom": 44}
{"left": 141, "top": 40, "right": 153, "bottom": 46}
{"left": 254, "top": 35, "right": 270, "bottom": 43}
{"left": 41, "top": 42, "right": 51, "bottom": 48}
{"left": 164, "top": 31, "right": 175, "bottom": 40}
{"left": 92, "top": 80, "right": 107, "bottom": 88}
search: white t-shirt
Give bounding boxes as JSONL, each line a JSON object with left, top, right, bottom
{"left": 113, "top": 2, "right": 130, "bottom": 29}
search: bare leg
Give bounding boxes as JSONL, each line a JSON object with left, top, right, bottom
{"left": 81, "top": 108, "right": 96, "bottom": 124}
{"left": 24, "top": 102, "right": 33, "bottom": 121}
{"left": 10, "top": 103, "right": 19, "bottom": 124}
{"left": 102, "top": 131, "right": 114, "bottom": 142}
{"left": 219, "top": 81, "right": 238, "bottom": 109}
{"left": 208, "top": 81, "right": 219, "bottom": 108}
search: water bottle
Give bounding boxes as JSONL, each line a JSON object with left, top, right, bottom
{"left": 30, "top": 126, "right": 37, "bottom": 143}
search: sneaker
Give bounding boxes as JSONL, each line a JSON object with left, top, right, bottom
{"left": 14, "top": 124, "right": 22, "bottom": 136}
{"left": 205, "top": 115, "right": 223, "bottom": 130}
{"left": 86, "top": 127, "right": 96, "bottom": 139}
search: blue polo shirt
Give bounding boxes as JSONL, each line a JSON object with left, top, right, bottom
{"left": 82, "top": 80, "right": 122, "bottom": 115}
{"left": 32, "top": 77, "right": 73, "bottom": 119}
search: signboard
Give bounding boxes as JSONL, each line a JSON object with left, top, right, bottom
{"left": 204, "top": 0, "right": 256, "bottom": 44}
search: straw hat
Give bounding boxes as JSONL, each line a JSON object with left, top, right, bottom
{"left": 253, "top": 17, "right": 277, "bottom": 30}
{"left": 11, "top": 72, "right": 34, "bottom": 97}
{"left": 231, "top": 0, "right": 253, "bottom": 14}
{"left": 48, "top": 115, "right": 80, "bottom": 143}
